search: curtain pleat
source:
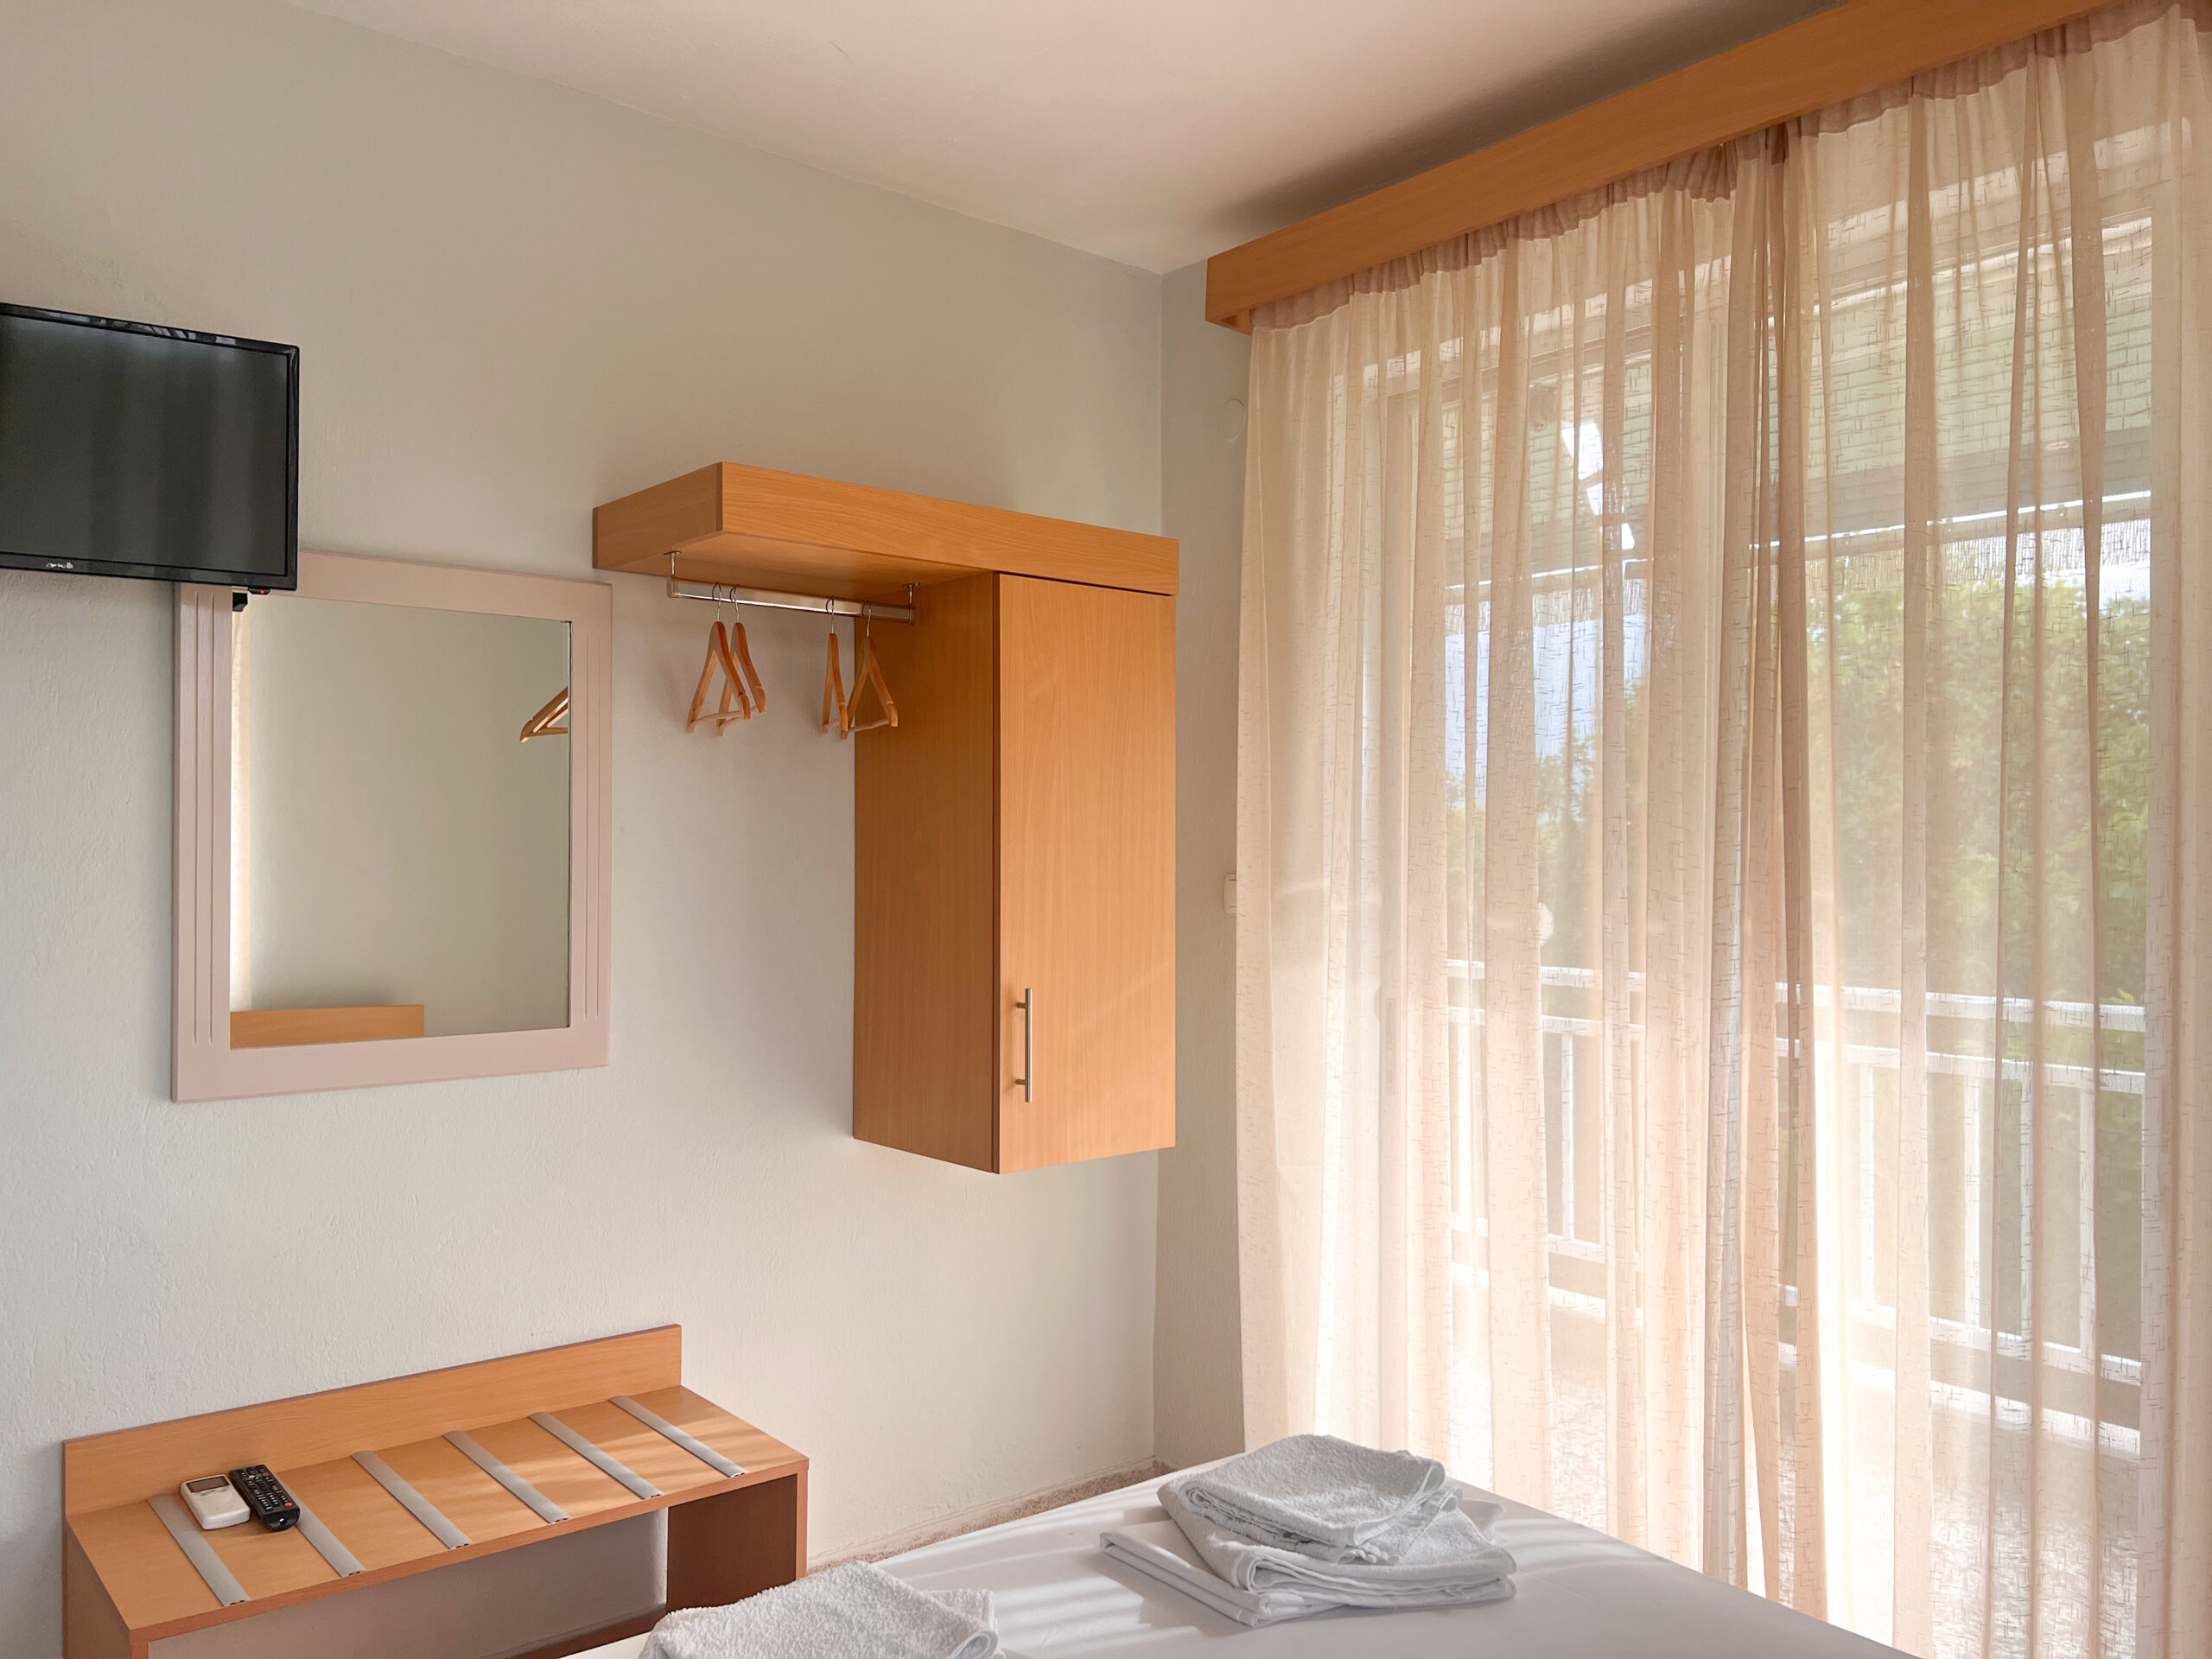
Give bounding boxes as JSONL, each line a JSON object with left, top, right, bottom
{"left": 2140, "top": 8, "right": 2212, "bottom": 1656}
{"left": 1234, "top": 3, "right": 2212, "bottom": 1654}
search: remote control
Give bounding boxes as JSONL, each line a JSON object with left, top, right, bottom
{"left": 226, "top": 1465, "right": 301, "bottom": 1531}
{"left": 180, "top": 1473, "right": 251, "bottom": 1530}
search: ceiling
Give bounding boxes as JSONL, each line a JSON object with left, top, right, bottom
{"left": 293, "top": 0, "right": 1836, "bottom": 273}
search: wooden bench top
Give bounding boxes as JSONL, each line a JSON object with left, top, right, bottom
{"left": 64, "top": 1329, "right": 805, "bottom": 1656}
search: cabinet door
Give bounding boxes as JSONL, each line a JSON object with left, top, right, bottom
{"left": 997, "top": 575, "right": 1175, "bottom": 1170}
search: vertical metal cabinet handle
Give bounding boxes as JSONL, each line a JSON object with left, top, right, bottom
{"left": 1014, "top": 988, "right": 1035, "bottom": 1103}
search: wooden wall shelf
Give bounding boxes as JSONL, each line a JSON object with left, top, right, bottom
{"left": 63, "top": 1328, "right": 804, "bottom": 1659}
{"left": 593, "top": 463, "right": 1179, "bottom": 602}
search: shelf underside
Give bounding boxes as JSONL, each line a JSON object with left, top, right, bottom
{"left": 661, "top": 533, "right": 970, "bottom": 606}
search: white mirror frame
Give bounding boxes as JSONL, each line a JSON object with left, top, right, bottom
{"left": 174, "top": 550, "right": 612, "bottom": 1102}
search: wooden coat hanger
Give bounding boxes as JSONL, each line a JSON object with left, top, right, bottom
{"left": 823, "top": 626, "right": 850, "bottom": 738}
{"left": 842, "top": 614, "right": 899, "bottom": 734}
{"left": 686, "top": 626, "right": 721, "bottom": 732}
{"left": 687, "top": 619, "right": 753, "bottom": 733}
{"left": 518, "top": 688, "right": 569, "bottom": 741}
{"left": 729, "top": 620, "right": 767, "bottom": 715}
{"left": 711, "top": 620, "right": 753, "bottom": 729}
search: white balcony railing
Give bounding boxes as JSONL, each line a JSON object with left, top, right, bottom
{"left": 1440, "top": 957, "right": 2145, "bottom": 1450}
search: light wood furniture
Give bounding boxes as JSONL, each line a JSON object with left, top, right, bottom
{"left": 594, "top": 462, "right": 1179, "bottom": 600}
{"left": 596, "top": 463, "right": 1178, "bottom": 1171}
{"left": 856, "top": 574, "right": 1176, "bottom": 1172}
{"left": 1204, "top": 0, "right": 2109, "bottom": 328}
{"left": 230, "top": 1006, "right": 427, "bottom": 1047}
{"left": 63, "top": 1328, "right": 804, "bottom": 1659}
{"left": 175, "top": 552, "right": 613, "bottom": 1102}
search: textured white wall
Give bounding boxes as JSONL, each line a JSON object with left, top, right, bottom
{"left": 0, "top": 2, "right": 1162, "bottom": 1654}
{"left": 1154, "top": 263, "right": 1249, "bottom": 1467}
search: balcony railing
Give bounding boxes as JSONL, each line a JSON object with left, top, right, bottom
{"left": 1440, "top": 958, "right": 2145, "bottom": 1454}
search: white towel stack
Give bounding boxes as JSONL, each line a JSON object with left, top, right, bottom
{"left": 642, "top": 1561, "right": 999, "bottom": 1659}
{"left": 1100, "top": 1434, "right": 1516, "bottom": 1629}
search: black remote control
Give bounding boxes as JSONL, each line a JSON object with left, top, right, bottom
{"left": 226, "top": 1465, "right": 301, "bottom": 1531}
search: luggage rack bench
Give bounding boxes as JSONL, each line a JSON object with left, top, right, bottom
{"left": 64, "top": 1326, "right": 805, "bottom": 1659}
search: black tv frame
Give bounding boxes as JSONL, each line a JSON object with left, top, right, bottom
{"left": 0, "top": 301, "right": 299, "bottom": 591}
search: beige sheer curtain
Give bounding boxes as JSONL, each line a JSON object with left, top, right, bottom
{"left": 1234, "top": 4, "right": 2212, "bottom": 1655}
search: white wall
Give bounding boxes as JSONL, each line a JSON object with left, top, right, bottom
{"left": 1154, "top": 263, "right": 1249, "bottom": 1467}
{"left": 0, "top": 2, "right": 1162, "bottom": 1653}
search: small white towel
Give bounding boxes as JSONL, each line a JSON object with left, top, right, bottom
{"left": 642, "top": 1562, "right": 999, "bottom": 1659}
{"left": 1101, "top": 1516, "right": 1349, "bottom": 1627}
{"left": 1160, "top": 1480, "right": 1516, "bottom": 1603}
{"left": 1172, "top": 1434, "right": 1458, "bottom": 1562}
{"left": 1100, "top": 1516, "right": 1514, "bottom": 1629}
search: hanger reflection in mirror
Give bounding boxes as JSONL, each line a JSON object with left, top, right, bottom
{"left": 518, "top": 688, "right": 569, "bottom": 741}
{"left": 686, "top": 618, "right": 766, "bottom": 734}
{"left": 842, "top": 613, "right": 898, "bottom": 734}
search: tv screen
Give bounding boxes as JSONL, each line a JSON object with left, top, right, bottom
{"left": 0, "top": 302, "right": 298, "bottom": 589}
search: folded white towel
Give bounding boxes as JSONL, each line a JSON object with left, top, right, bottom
{"left": 641, "top": 1562, "right": 999, "bottom": 1659}
{"left": 1160, "top": 1480, "right": 1516, "bottom": 1602}
{"left": 1173, "top": 1434, "right": 1458, "bottom": 1562}
{"left": 1102, "top": 1516, "right": 1352, "bottom": 1626}
{"left": 1101, "top": 1516, "right": 1514, "bottom": 1629}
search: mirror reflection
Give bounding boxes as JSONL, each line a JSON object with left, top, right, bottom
{"left": 228, "top": 595, "right": 571, "bottom": 1045}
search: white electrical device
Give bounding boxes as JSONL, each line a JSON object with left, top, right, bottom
{"left": 180, "top": 1473, "right": 251, "bottom": 1530}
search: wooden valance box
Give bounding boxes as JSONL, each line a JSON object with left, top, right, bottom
{"left": 63, "top": 1327, "right": 805, "bottom": 1658}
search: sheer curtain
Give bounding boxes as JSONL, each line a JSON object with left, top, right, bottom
{"left": 1233, "top": 4, "right": 2212, "bottom": 1655}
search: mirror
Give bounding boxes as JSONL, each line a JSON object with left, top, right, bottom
{"left": 175, "top": 550, "right": 611, "bottom": 1101}
{"left": 231, "top": 598, "right": 572, "bottom": 1043}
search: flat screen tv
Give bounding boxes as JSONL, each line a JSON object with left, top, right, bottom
{"left": 0, "top": 302, "right": 298, "bottom": 589}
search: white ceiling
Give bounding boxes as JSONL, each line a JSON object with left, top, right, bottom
{"left": 293, "top": 0, "right": 1835, "bottom": 273}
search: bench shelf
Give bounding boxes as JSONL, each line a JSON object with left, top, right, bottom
{"left": 64, "top": 1327, "right": 804, "bottom": 1659}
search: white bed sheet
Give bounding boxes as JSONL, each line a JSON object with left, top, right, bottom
{"left": 576, "top": 1472, "right": 1901, "bottom": 1657}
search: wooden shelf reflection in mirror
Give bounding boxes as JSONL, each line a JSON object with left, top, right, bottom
{"left": 230, "top": 1007, "right": 427, "bottom": 1048}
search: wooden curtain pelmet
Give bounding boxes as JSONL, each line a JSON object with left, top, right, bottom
{"left": 1203, "top": 0, "right": 2109, "bottom": 329}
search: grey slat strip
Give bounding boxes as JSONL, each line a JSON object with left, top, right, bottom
{"left": 353, "top": 1451, "right": 472, "bottom": 1548}
{"left": 611, "top": 1395, "right": 744, "bottom": 1478}
{"left": 148, "top": 1493, "right": 251, "bottom": 1606}
{"left": 294, "top": 1500, "right": 365, "bottom": 1577}
{"left": 446, "top": 1431, "right": 569, "bottom": 1523}
{"left": 529, "top": 1411, "right": 663, "bottom": 1499}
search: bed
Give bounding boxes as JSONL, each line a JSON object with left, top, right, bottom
{"left": 578, "top": 1470, "right": 1901, "bottom": 1656}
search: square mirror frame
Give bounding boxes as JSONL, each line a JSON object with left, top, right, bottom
{"left": 173, "top": 550, "right": 612, "bottom": 1101}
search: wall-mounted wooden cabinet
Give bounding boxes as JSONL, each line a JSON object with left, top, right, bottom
{"left": 855, "top": 574, "right": 1175, "bottom": 1172}
{"left": 596, "top": 463, "right": 1177, "bottom": 1172}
